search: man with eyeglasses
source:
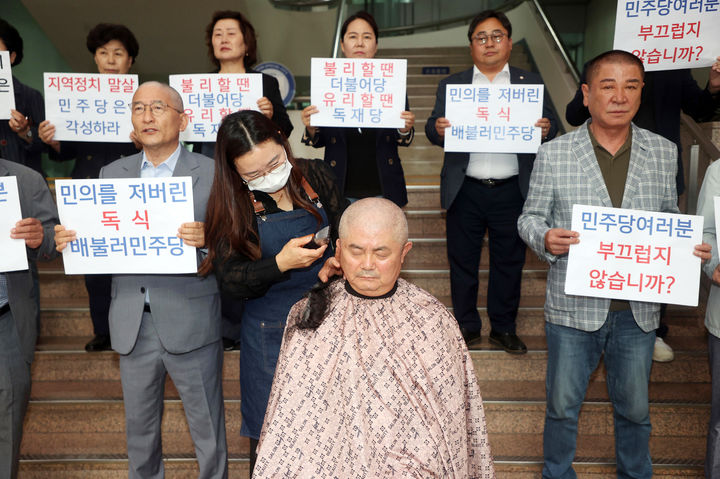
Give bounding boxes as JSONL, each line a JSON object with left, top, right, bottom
{"left": 426, "top": 10, "right": 558, "bottom": 354}
{"left": 54, "top": 81, "right": 227, "bottom": 478}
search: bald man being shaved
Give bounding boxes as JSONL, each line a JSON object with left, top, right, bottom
{"left": 254, "top": 198, "right": 496, "bottom": 478}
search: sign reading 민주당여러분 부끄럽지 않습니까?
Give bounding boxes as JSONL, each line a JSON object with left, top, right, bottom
{"left": 614, "top": 0, "right": 719, "bottom": 71}
{"left": 566, "top": 204, "right": 704, "bottom": 307}
{"left": 55, "top": 177, "right": 197, "bottom": 275}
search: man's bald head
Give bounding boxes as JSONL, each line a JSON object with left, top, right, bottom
{"left": 133, "top": 81, "right": 184, "bottom": 110}
{"left": 338, "top": 197, "right": 408, "bottom": 245}
{"left": 337, "top": 198, "right": 412, "bottom": 297}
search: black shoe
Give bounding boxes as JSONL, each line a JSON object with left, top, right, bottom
{"left": 489, "top": 331, "right": 527, "bottom": 354}
{"left": 222, "top": 337, "right": 239, "bottom": 351}
{"left": 85, "top": 334, "right": 111, "bottom": 352}
{"left": 460, "top": 327, "right": 482, "bottom": 348}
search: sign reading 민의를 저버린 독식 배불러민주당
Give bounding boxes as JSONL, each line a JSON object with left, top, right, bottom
{"left": 443, "top": 83, "right": 544, "bottom": 154}
{"left": 613, "top": 0, "right": 720, "bottom": 71}
{"left": 55, "top": 177, "right": 197, "bottom": 275}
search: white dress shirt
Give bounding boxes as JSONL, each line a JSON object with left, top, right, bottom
{"left": 466, "top": 63, "right": 519, "bottom": 181}
{"left": 140, "top": 143, "right": 182, "bottom": 303}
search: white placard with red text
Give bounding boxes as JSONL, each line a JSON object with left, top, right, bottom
{"left": 169, "top": 73, "right": 263, "bottom": 142}
{"left": 444, "top": 84, "right": 544, "bottom": 153}
{"left": 44, "top": 73, "right": 138, "bottom": 142}
{"left": 613, "top": 1, "right": 719, "bottom": 71}
{"left": 56, "top": 178, "right": 196, "bottom": 275}
{"left": 0, "top": 176, "right": 29, "bottom": 272}
{"left": 310, "top": 57, "right": 406, "bottom": 129}
{"left": 0, "top": 52, "right": 15, "bottom": 120}
{"left": 566, "top": 204, "right": 703, "bottom": 306}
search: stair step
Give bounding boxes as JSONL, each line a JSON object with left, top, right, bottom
{"left": 19, "top": 459, "right": 250, "bottom": 479}
{"left": 401, "top": 269, "right": 549, "bottom": 301}
{"left": 403, "top": 238, "right": 547, "bottom": 269}
{"left": 494, "top": 462, "right": 703, "bottom": 478}
{"left": 29, "top": 339, "right": 708, "bottom": 401}
{"left": 19, "top": 400, "right": 708, "bottom": 462}
{"left": 17, "top": 459, "right": 704, "bottom": 479}
{"left": 484, "top": 401, "right": 708, "bottom": 459}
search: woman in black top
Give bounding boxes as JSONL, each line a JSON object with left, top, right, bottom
{"left": 198, "top": 10, "right": 295, "bottom": 350}
{"left": 38, "top": 23, "right": 141, "bottom": 352}
{"left": 201, "top": 110, "right": 345, "bottom": 474}
{"left": 301, "top": 11, "right": 415, "bottom": 207}
{"left": 194, "top": 10, "right": 293, "bottom": 160}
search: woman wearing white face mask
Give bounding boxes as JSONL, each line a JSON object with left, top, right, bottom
{"left": 200, "top": 110, "right": 347, "bottom": 475}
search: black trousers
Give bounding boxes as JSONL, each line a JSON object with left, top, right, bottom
{"left": 446, "top": 176, "right": 526, "bottom": 334}
{"left": 84, "top": 274, "right": 112, "bottom": 336}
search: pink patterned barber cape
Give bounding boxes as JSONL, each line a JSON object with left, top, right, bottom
{"left": 254, "top": 278, "right": 495, "bottom": 478}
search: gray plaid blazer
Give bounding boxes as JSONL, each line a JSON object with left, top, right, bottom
{"left": 518, "top": 121, "right": 678, "bottom": 332}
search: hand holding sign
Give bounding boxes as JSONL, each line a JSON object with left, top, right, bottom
{"left": 710, "top": 56, "right": 720, "bottom": 94}
{"left": 11, "top": 218, "right": 44, "bottom": 249}
{"left": 544, "top": 228, "right": 580, "bottom": 256}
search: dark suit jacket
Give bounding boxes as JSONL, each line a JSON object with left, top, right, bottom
{"left": 2, "top": 159, "right": 59, "bottom": 363}
{"left": 100, "top": 148, "right": 220, "bottom": 355}
{"left": 302, "top": 99, "right": 414, "bottom": 207}
{"left": 426, "top": 66, "right": 558, "bottom": 210}
{"left": 565, "top": 68, "right": 720, "bottom": 196}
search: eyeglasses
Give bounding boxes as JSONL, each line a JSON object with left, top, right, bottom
{"left": 239, "top": 148, "right": 288, "bottom": 183}
{"left": 472, "top": 32, "right": 507, "bottom": 45}
{"left": 130, "top": 101, "right": 183, "bottom": 117}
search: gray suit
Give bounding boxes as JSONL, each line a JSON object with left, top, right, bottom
{"left": 0, "top": 159, "right": 58, "bottom": 479}
{"left": 518, "top": 121, "right": 678, "bottom": 333}
{"left": 697, "top": 160, "right": 720, "bottom": 475}
{"left": 99, "top": 148, "right": 227, "bottom": 478}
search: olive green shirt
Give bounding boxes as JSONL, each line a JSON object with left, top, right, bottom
{"left": 588, "top": 124, "right": 632, "bottom": 311}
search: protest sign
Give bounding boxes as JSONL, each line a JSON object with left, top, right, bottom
{"left": 566, "top": 204, "right": 703, "bottom": 306}
{"left": 169, "top": 73, "right": 263, "bottom": 142}
{"left": 56, "top": 178, "right": 196, "bottom": 274}
{"left": 0, "top": 176, "right": 29, "bottom": 272}
{"left": 443, "top": 84, "right": 543, "bottom": 153}
{"left": 614, "top": 1, "right": 719, "bottom": 71}
{"left": 310, "top": 57, "right": 406, "bottom": 129}
{"left": 44, "top": 73, "right": 137, "bottom": 142}
{"left": 0, "top": 51, "right": 15, "bottom": 120}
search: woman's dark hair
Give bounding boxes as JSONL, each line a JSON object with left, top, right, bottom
{"left": 467, "top": 10, "right": 512, "bottom": 41}
{"left": 340, "top": 11, "right": 379, "bottom": 41}
{"left": 205, "top": 10, "right": 257, "bottom": 71}
{"left": 86, "top": 23, "right": 139, "bottom": 63}
{"left": 200, "top": 110, "right": 322, "bottom": 275}
{"left": 0, "top": 18, "right": 23, "bottom": 66}
{"left": 295, "top": 276, "right": 342, "bottom": 330}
